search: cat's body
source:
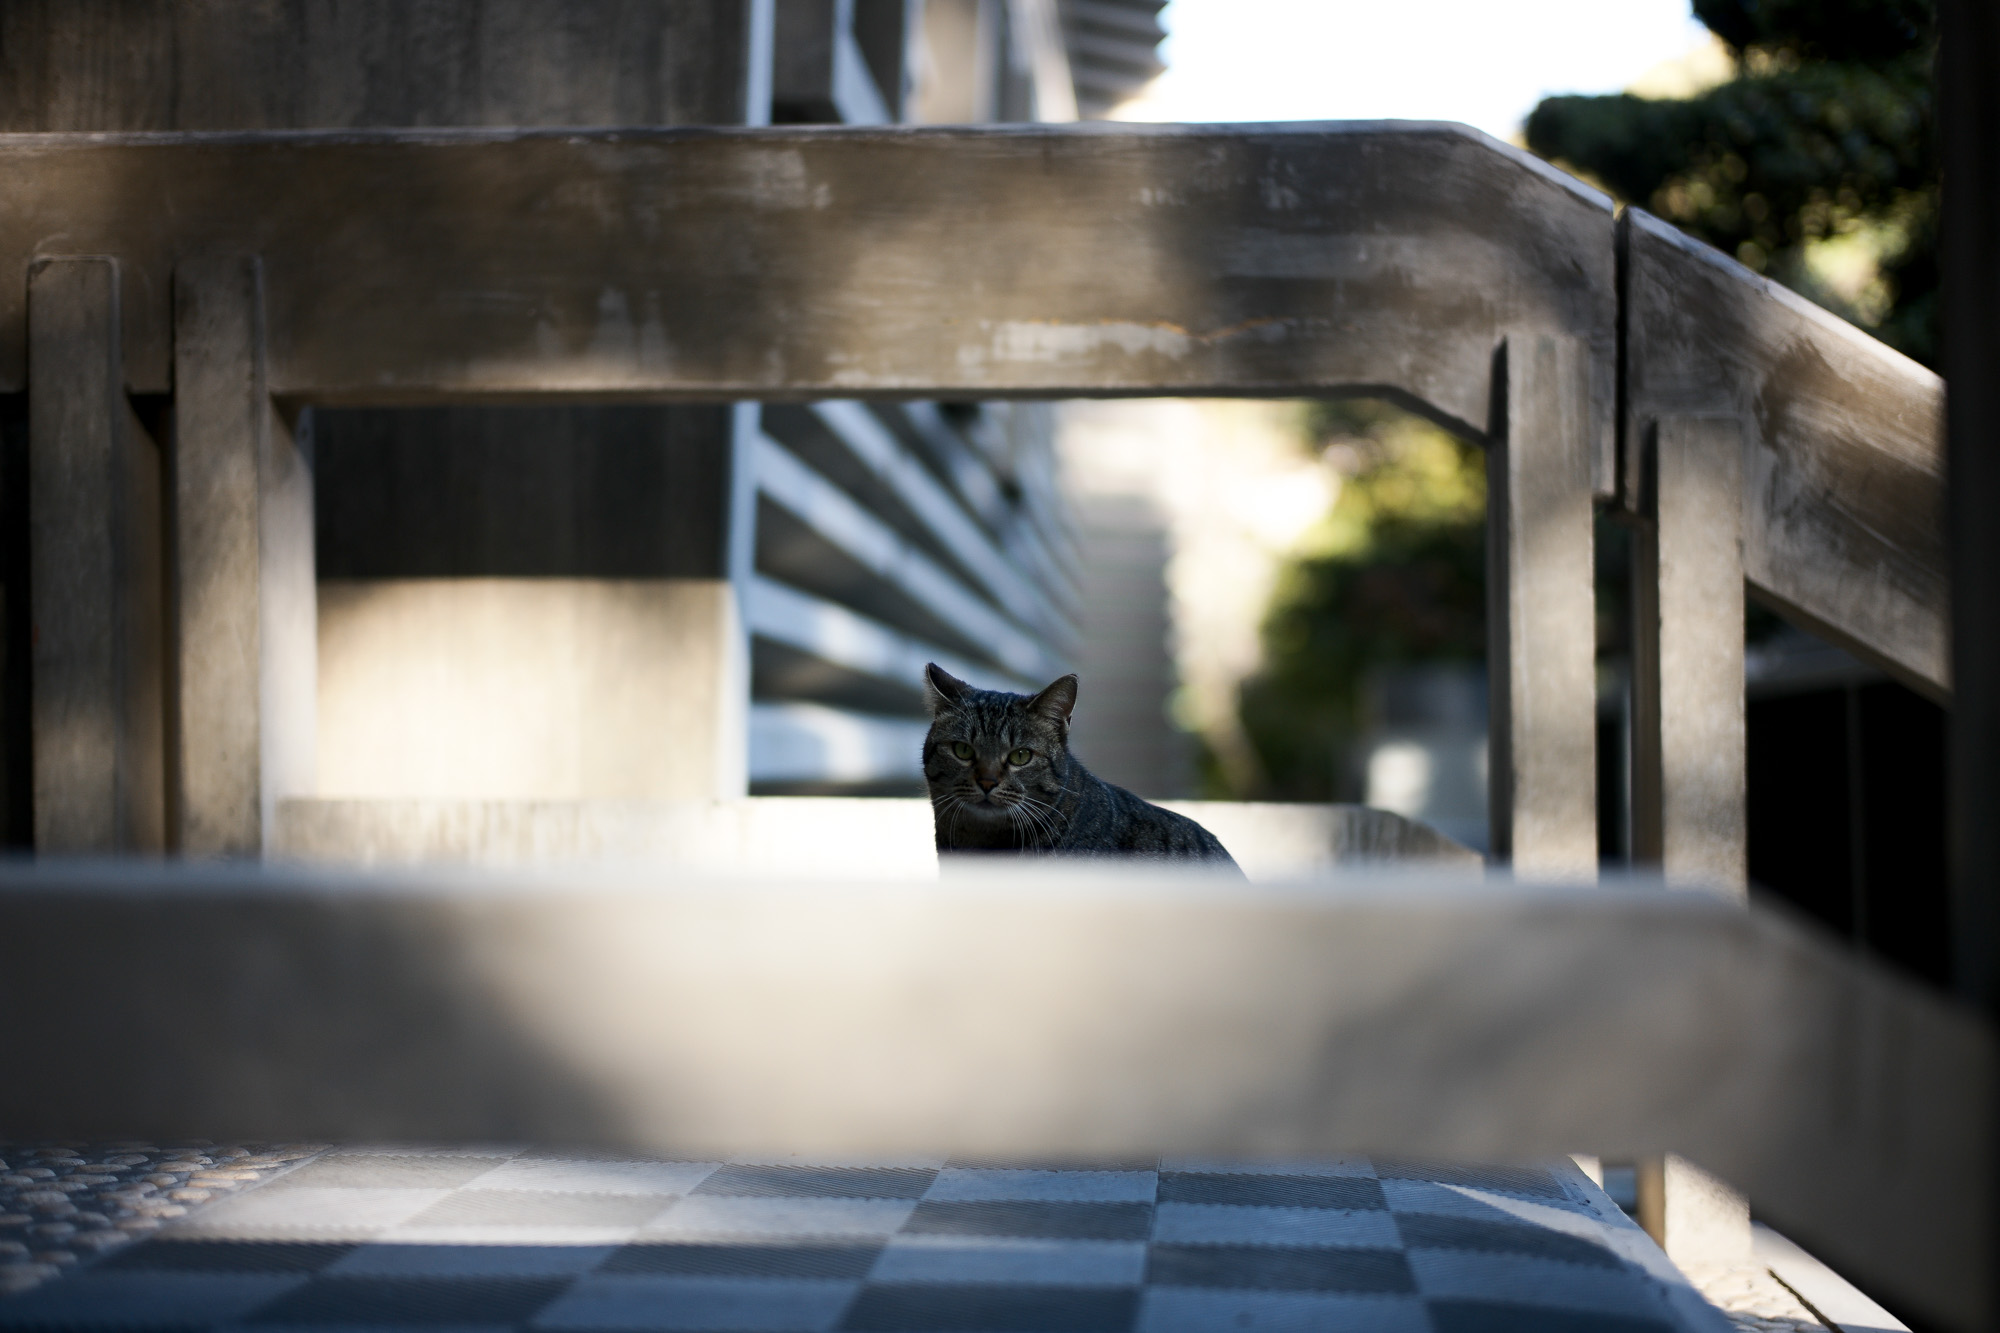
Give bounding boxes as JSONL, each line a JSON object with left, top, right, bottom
{"left": 921, "top": 664, "right": 1240, "bottom": 870}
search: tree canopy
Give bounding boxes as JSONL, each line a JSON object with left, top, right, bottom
{"left": 1235, "top": 403, "right": 1487, "bottom": 800}
{"left": 1526, "top": 0, "right": 1937, "bottom": 362}
{"left": 1232, "top": 1, "right": 1939, "bottom": 806}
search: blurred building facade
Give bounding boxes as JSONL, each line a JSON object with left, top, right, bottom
{"left": 1358, "top": 665, "right": 1489, "bottom": 853}
{"left": 0, "top": 0, "right": 1170, "bottom": 833}
{"left": 1055, "top": 400, "right": 1335, "bottom": 801}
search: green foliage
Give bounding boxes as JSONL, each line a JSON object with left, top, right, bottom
{"left": 1237, "top": 403, "right": 1485, "bottom": 800}
{"left": 1236, "top": 3, "right": 1944, "bottom": 799}
{"left": 1692, "top": 0, "right": 1933, "bottom": 63}
{"left": 1526, "top": 0, "right": 1937, "bottom": 363}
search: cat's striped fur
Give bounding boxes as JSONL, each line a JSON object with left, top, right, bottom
{"left": 921, "top": 663, "right": 1240, "bottom": 868}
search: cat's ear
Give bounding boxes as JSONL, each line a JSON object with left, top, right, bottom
{"left": 925, "top": 663, "right": 972, "bottom": 714}
{"left": 1029, "top": 674, "right": 1078, "bottom": 728}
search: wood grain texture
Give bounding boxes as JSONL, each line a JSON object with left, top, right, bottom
{"left": 1487, "top": 333, "right": 1598, "bottom": 874}
{"left": 0, "top": 0, "right": 761, "bottom": 131}
{"left": 27, "top": 258, "right": 163, "bottom": 852}
{"left": 1631, "top": 416, "right": 1748, "bottom": 895}
{"left": 1622, "top": 208, "right": 1948, "bottom": 699}
{"left": 171, "top": 258, "right": 268, "bottom": 854}
{"left": 0, "top": 123, "right": 1619, "bottom": 490}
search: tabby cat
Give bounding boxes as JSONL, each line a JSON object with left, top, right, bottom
{"left": 921, "top": 663, "right": 1240, "bottom": 869}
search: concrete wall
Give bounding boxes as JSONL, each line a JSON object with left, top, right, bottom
{"left": 274, "top": 796, "right": 1480, "bottom": 878}
{"left": 317, "top": 580, "right": 744, "bottom": 802}
{"left": 309, "top": 407, "right": 749, "bottom": 803}
{"left": 1065, "top": 494, "right": 1193, "bottom": 798}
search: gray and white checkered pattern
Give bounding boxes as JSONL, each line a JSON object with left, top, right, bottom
{"left": 0, "top": 1147, "right": 1731, "bottom": 1332}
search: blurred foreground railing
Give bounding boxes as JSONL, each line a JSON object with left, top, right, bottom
{"left": 0, "top": 863, "right": 1987, "bottom": 1328}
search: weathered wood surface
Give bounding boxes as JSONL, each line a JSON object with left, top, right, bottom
{"left": 1632, "top": 417, "right": 1748, "bottom": 894}
{"left": 0, "top": 123, "right": 1618, "bottom": 486}
{"left": 0, "top": 0, "right": 766, "bottom": 132}
{"left": 1622, "top": 208, "right": 1948, "bottom": 699}
{"left": 1486, "top": 333, "right": 1598, "bottom": 874}
{"left": 171, "top": 258, "right": 272, "bottom": 854}
{"left": 27, "top": 259, "right": 164, "bottom": 852}
{"left": 0, "top": 863, "right": 1988, "bottom": 1330}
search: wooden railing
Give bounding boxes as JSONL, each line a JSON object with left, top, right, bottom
{"left": 0, "top": 122, "right": 1975, "bottom": 1327}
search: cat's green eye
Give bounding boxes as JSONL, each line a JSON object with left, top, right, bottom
{"left": 950, "top": 741, "right": 974, "bottom": 760}
{"left": 1009, "top": 747, "right": 1033, "bottom": 766}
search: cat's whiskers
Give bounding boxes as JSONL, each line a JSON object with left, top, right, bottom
{"left": 1003, "top": 802, "right": 1029, "bottom": 850}
{"left": 999, "top": 788, "right": 1062, "bottom": 849}
{"left": 1003, "top": 801, "right": 1038, "bottom": 850}
{"left": 1015, "top": 789, "right": 1067, "bottom": 823}
{"left": 1026, "top": 801, "right": 1062, "bottom": 848}
{"left": 1011, "top": 789, "right": 1069, "bottom": 848}
{"left": 931, "top": 789, "right": 976, "bottom": 842}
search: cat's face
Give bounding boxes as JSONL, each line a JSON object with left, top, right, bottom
{"left": 922, "top": 665, "right": 1077, "bottom": 845}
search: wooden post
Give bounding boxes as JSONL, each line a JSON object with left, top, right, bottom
{"left": 1487, "top": 332, "right": 1597, "bottom": 876}
{"left": 1635, "top": 1153, "right": 1752, "bottom": 1267}
{"left": 1629, "top": 416, "right": 1753, "bottom": 1272}
{"left": 27, "top": 257, "right": 165, "bottom": 852}
{"left": 1942, "top": 0, "right": 2000, "bottom": 1009}
{"left": 171, "top": 257, "right": 315, "bottom": 855}
{"left": 1631, "top": 415, "right": 1748, "bottom": 895}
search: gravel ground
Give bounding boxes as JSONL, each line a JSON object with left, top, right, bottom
{"left": 0, "top": 1142, "right": 326, "bottom": 1296}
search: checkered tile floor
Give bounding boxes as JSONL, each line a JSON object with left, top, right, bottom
{"left": 0, "top": 1147, "right": 1729, "bottom": 1332}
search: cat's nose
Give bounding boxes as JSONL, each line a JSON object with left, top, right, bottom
{"left": 976, "top": 776, "right": 997, "bottom": 793}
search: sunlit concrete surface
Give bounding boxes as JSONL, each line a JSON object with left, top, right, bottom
{"left": 270, "top": 798, "right": 1477, "bottom": 877}
{"left": 316, "top": 580, "right": 744, "bottom": 802}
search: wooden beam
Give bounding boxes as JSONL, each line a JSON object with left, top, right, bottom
{"left": 1631, "top": 416, "right": 1748, "bottom": 895}
{"left": 170, "top": 257, "right": 317, "bottom": 855}
{"left": 1487, "top": 332, "right": 1597, "bottom": 875}
{"left": 0, "top": 124, "right": 1619, "bottom": 492}
{"left": 26, "top": 258, "right": 163, "bottom": 852}
{"left": 0, "top": 862, "right": 1987, "bottom": 1329}
{"left": 1622, "top": 208, "right": 1947, "bottom": 700}
{"left": 0, "top": 1, "right": 775, "bottom": 133}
